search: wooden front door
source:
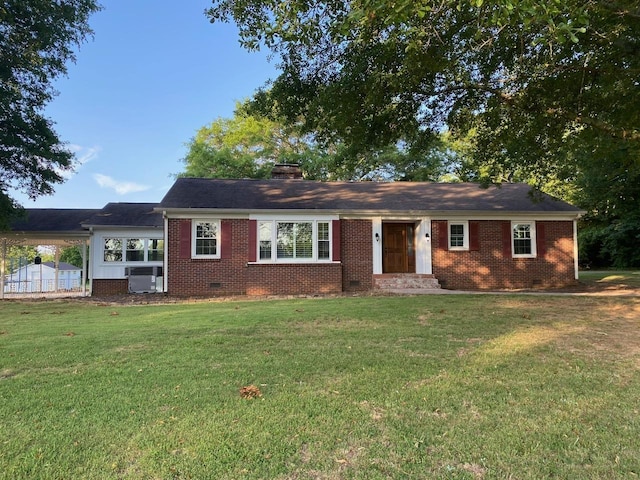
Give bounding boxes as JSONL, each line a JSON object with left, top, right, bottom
{"left": 382, "top": 223, "right": 415, "bottom": 273}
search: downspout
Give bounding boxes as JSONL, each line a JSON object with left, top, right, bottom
{"left": 163, "top": 212, "right": 168, "bottom": 294}
{"left": 88, "top": 228, "right": 94, "bottom": 295}
{"left": 82, "top": 238, "right": 88, "bottom": 297}
{"left": 573, "top": 219, "right": 579, "bottom": 280}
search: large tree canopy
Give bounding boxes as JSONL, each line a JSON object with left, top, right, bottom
{"left": 208, "top": 0, "right": 640, "bottom": 265}
{"left": 179, "top": 101, "right": 455, "bottom": 181}
{"left": 178, "top": 101, "right": 333, "bottom": 179}
{"left": 208, "top": 0, "right": 638, "bottom": 167}
{"left": 0, "top": 0, "right": 101, "bottom": 229}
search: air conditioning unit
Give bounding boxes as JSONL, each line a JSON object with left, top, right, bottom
{"left": 125, "top": 267, "right": 163, "bottom": 293}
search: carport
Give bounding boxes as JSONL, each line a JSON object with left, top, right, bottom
{"left": 1, "top": 209, "right": 99, "bottom": 299}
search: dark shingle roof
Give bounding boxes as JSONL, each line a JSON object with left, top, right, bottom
{"left": 10, "top": 209, "right": 100, "bottom": 233}
{"left": 42, "top": 261, "right": 82, "bottom": 271}
{"left": 160, "top": 178, "right": 582, "bottom": 214}
{"left": 82, "top": 203, "right": 162, "bottom": 228}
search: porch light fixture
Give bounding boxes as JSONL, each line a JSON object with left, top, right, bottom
{"left": 425, "top": 233, "right": 430, "bottom": 239}
{"left": 375, "top": 233, "right": 380, "bottom": 242}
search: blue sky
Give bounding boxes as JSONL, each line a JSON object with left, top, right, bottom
{"left": 14, "top": 0, "right": 278, "bottom": 208}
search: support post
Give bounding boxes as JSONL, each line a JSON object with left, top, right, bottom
{"left": 1, "top": 238, "right": 6, "bottom": 300}
{"left": 54, "top": 245, "right": 60, "bottom": 293}
{"left": 81, "top": 240, "right": 88, "bottom": 297}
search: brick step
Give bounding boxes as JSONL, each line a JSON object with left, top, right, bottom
{"left": 373, "top": 274, "right": 441, "bottom": 290}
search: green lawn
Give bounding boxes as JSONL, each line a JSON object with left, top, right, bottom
{"left": 579, "top": 269, "right": 640, "bottom": 289}
{"left": 1, "top": 295, "right": 639, "bottom": 479}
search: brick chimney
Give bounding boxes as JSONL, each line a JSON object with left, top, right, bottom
{"left": 271, "top": 163, "right": 303, "bottom": 179}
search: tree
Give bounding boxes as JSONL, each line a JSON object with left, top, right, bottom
{"left": 208, "top": 0, "right": 640, "bottom": 265}
{"left": 4, "top": 245, "right": 38, "bottom": 272}
{"left": 60, "top": 245, "right": 86, "bottom": 268}
{"left": 0, "top": 0, "right": 101, "bottom": 229}
{"left": 207, "top": 1, "right": 637, "bottom": 154}
{"left": 181, "top": 98, "right": 458, "bottom": 182}
{"left": 179, "top": 101, "right": 327, "bottom": 179}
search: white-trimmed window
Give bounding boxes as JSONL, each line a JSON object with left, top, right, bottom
{"left": 104, "top": 238, "right": 123, "bottom": 262}
{"left": 193, "top": 220, "right": 220, "bottom": 258}
{"left": 126, "top": 239, "right": 144, "bottom": 262}
{"left": 317, "top": 222, "right": 330, "bottom": 260}
{"left": 512, "top": 222, "right": 536, "bottom": 257}
{"left": 448, "top": 221, "right": 469, "bottom": 250}
{"left": 148, "top": 239, "right": 164, "bottom": 261}
{"left": 259, "top": 222, "right": 273, "bottom": 260}
{"left": 102, "top": 238, "right": 163, "bottom": 263}
{"left": 257, "top": 220, "right": 332, "bottom": 262}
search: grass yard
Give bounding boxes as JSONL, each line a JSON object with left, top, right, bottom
{"left": 579, "top": 270, "right": 640, "bottom": 290}
{"left": 1, "top": 294, "right": 640, "bottom": 479}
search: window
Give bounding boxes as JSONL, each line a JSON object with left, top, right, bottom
{"left": 126, "top": 239, "right": 144, "bottom": 262}
{"left": 259, "top": 222, "right": 272, "bottom": 260}
{"left": 104, "top": 238, "right": 122, "bottom": 262}
{"left": 193, "top": 221, "right": 219, "bottom": 257}
{"left": 257, "top": 220, "right": 332, "bottom": 262}
{"left": 512, "top": 222, "right": 536, "bottom": 257}
{"left": 277, "top": 222, "right": 312, "bottom": 259}
{"left": 102, "top": 237, "right": 163, "bottom": 263}
{"left": 448, "top": 221, "right": 469, "bottom": 250}
{"left": 317, "top": 222, "right": 330, "bottom": 259}
{"left": 148, "top": 239, "right": 164, "bottom": 261}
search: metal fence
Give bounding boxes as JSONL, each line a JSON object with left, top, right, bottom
{"left": 3, "top": 278, "right": 83, "bottom": 294}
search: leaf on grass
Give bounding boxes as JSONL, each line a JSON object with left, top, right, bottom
{"left": 240, "top": 385, "right": 262, "bottom": 399}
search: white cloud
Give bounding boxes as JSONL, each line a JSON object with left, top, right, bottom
{"left": 55, "top": 145, "right": 101, "bottom": 180}
{"left": 69, "top": 144, "right": 100, "bottom": 168}
{"left": 93, "top": 174, "right": 151, "bottom": 195}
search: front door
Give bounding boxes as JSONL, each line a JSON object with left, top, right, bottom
{"left": 382, "top": 223, "right": 415, "bottom": 273}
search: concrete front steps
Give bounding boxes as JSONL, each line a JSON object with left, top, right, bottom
{"left": 373, "top": 273, "right": 441, "bottom": 291}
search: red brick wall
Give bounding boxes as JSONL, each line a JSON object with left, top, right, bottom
{"left": 167, "top": 218, "right": 248, "bottom": 296}
{"left": 341, "top": 220, "right": 373, "bottom": 291}
{"left": 92, "top": 279, "right": 128, "bottom": 296}
{"left": 246, "top": 263, "right": 342, "bottom": 295}
{"left": 432, "top": 220, "right": 576, "bottom": 289}
{"left": 167, "top": 218, "right": 344, "bottom": 296}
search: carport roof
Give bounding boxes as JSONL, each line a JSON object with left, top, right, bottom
{"left": 9, "top": 209, "right": 100, "bottom": 234}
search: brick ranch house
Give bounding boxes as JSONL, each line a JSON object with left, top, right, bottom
{"left": 3, "top": 168, "right": 584, "bottom": 297}
{"left": 158, "top": 175, "right": 584, "bottom": 296}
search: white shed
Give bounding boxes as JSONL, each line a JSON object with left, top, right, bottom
{"left": 4, "top": 261, "right": 82, "bottom": 293}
